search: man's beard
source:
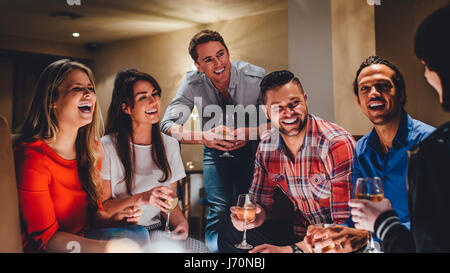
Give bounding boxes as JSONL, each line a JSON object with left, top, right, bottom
{"left": 277, "top": 116, "right": 307, "bottom": 137}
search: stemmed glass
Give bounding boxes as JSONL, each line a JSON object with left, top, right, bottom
{"left": 219, "top": 111, "right": 235, "bottom": 158}
{"left": 354, "top": 177, "right": 384, "bottom": 253}
{"left": 234, "top": 194, "right": 256, "bottom": 250}
{"left": 162, "top": 187, "right": 179, "bottom": 235}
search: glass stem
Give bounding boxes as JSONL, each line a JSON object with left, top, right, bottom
{"left": 368, "top": 232, "right": 375, "bottom": 249}
{"left": 242, "top": 222, "right": 247, "bottom": 244}
{"left": 165, "top": 212, "right": 171, "bottom": 233}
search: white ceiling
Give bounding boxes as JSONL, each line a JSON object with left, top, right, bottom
{"left": 0, "top": 0, "right": 287, "bottom": 45}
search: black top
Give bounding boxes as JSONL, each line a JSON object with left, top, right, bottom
{"left": 374, "top": 122, "right": 450, "bottom": 252}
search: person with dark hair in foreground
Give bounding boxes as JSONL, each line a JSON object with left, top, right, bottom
{"left": 348, "top": 4, "right": 450, "bottom": 252}
{"left": 218, "top": 70, "right": 359, "bottom": 253}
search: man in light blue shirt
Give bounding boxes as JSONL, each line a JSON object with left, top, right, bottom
{"left": 161, "top": 30, "right": 267, "bottom": 252}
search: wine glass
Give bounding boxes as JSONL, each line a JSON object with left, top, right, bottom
{"left": 354, "top": 177, "right": 384, "bottom": 253}
{"left": 219, "top": 112, "right": 235, "bottom": 158}
{"left": 234, "top": 194, "right": 256, "bottom": 250}
{"left": 162, "top": 187, "right": 179, "bottom": 235}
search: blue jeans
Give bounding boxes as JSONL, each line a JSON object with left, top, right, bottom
{"left": 85, "top": 225, "right": 151, "bottom": 251}
{"left": 203, "top": 142, "right": 256, "bottom": 252}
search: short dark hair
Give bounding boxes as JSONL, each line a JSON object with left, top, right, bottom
{"left": 260, "top": 70, "right": 304, "bottom": 102}
{"left": 188, "top": 30, "right": 228, "bottom": 62}
{"left": 415, "top": 4, "right": 450, "bottom": 111}
{"left": 353, "top": 55, "right": 407, "bottom": 107}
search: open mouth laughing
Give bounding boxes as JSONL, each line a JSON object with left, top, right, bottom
{"left": 367, "top": 100, "right": 386, "bottom": 111}
{"left": 78, "top": 102, "right": 93, "bottom": 113}
{"left": 145, "top": 108, "right": 158, "bottom": 115}
{"left": 281, "top": 117, "right": 299, "bottom": 125}
{"left": 213, "top": 67, "right": 225, "bottom": 75}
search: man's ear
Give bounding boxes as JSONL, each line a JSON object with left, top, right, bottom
{"left": 194, "top": 62, "right": 202, "bottom": 72}
{"left": 122, "top": 103, "right": 130, "bottom": 115}
{"left": 261, "top": 105, "right": 269, "bottom": 120}
{"left": 356, "top": 95, "right": 361, "bottom": 107}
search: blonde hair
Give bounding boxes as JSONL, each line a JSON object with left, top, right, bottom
{"left": 14, "top": 59, "right": 104, "bottom": 216}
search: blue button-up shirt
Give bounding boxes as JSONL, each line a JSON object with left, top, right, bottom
{"left": 351, "top": 112, "right": 435, "bottom": 228}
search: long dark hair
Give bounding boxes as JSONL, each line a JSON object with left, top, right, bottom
{"left": 13, "top": 59, "right": 103, "bottom": 218}
{"left": 105, "top": 69, "right": 171, "bottom": 195}
{"left": 414, "top": 4, "right": 450, "bottom": 111}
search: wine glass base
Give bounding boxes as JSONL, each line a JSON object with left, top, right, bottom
{"left": 364, "top": 245, "right": 381, "bottom": 253}
{"left": 364, "top": 241, "right": 381, "bottom": 253}
{"left": 219, "top": 153, "right": 234, "bottom": 158}
{"left": 164, "top": 231, "right": 176, "bottom": 239}
{"left": 234, "top": 243, "right": 253, "bottom": 250}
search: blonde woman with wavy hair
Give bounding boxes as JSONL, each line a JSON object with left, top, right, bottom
{"left": 14, "top": 59, "right": 142, "bottom": 252}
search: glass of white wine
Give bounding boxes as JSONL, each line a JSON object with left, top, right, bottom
{"left": 234, "top": 194, "right": 257, "bottom": 250}
{"left": 219, "top": 112, "right": 235, "bottom": 158}
{"left": 161, "top": 188, "right": 179, "bottom": 235}
{"left": 354, "top": 177, "right": 384, "bottom": 253}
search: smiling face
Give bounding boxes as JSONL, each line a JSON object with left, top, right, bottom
{"left": 52, "top": 69, "right": 96, "bottom": 129}
{"left": 263, "top": 81, "right": 309, "bottom": 137}
{"left": 122, "top": 79, "right": 161, "bottom": 126}
{"left": 356, "top": 64, "right": 405, "bottom": 125}
{"left": 194, "top": 41, "right": 232, "bottom": 89}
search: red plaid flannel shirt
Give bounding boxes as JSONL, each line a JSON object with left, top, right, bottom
{"left": 249, "top": 114, "right": 355, "bottom": 239}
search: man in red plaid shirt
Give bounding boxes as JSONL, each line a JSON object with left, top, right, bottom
{"left": 218, "top": 70, "right": 355, "bottom": 253}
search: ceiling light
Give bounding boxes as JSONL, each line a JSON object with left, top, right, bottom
{"left": 72, "top": 32, "right": 80, "bottom": 38}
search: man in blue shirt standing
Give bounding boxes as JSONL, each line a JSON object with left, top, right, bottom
{"left": 303, "top": 56, "right": 434, "bottom": 253}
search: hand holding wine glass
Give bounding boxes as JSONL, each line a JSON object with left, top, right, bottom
{"left": 349, "top": 198, "right": 392, "bottom": 232}
{"left": 232, "top": 194, "right": 257, "bottom": 250}
{"left": 202, "top": 125, "right": 236, "bottom": 151}
{"left": 161, "top": 187, "right": 179, "bottom": 235}
{"left": 219, "top": 112, "right": 236, "bottom": 158}
{"left": 350, "top": 177, "right": 385, "bottom": 253}
{"left": 139, "top": 186, "right": 174, "bottom": 212}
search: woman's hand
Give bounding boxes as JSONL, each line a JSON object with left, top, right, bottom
{"left": 111, "top": 206, "right": 142, "bottom": 224}
{"left": 349, "top": 198, "right": 392, "bottom": 232}
{"left": 139, "top": 186, "right": 175, "bottom": 211}
{"left": 95, "top": 205, "right": 142, "bottom": 227}
{"left": 170, "top": 219, "right": 189, "bottom": 240}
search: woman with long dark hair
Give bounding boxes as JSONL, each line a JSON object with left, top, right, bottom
{"left": 349, "top": 4, "right": 450, "bottom": 252}
{"left": 14, "top": 59, "right": 132, "bottom": 252}
{"left": 100, "top": 69, "right": 188, "bottom": 239}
